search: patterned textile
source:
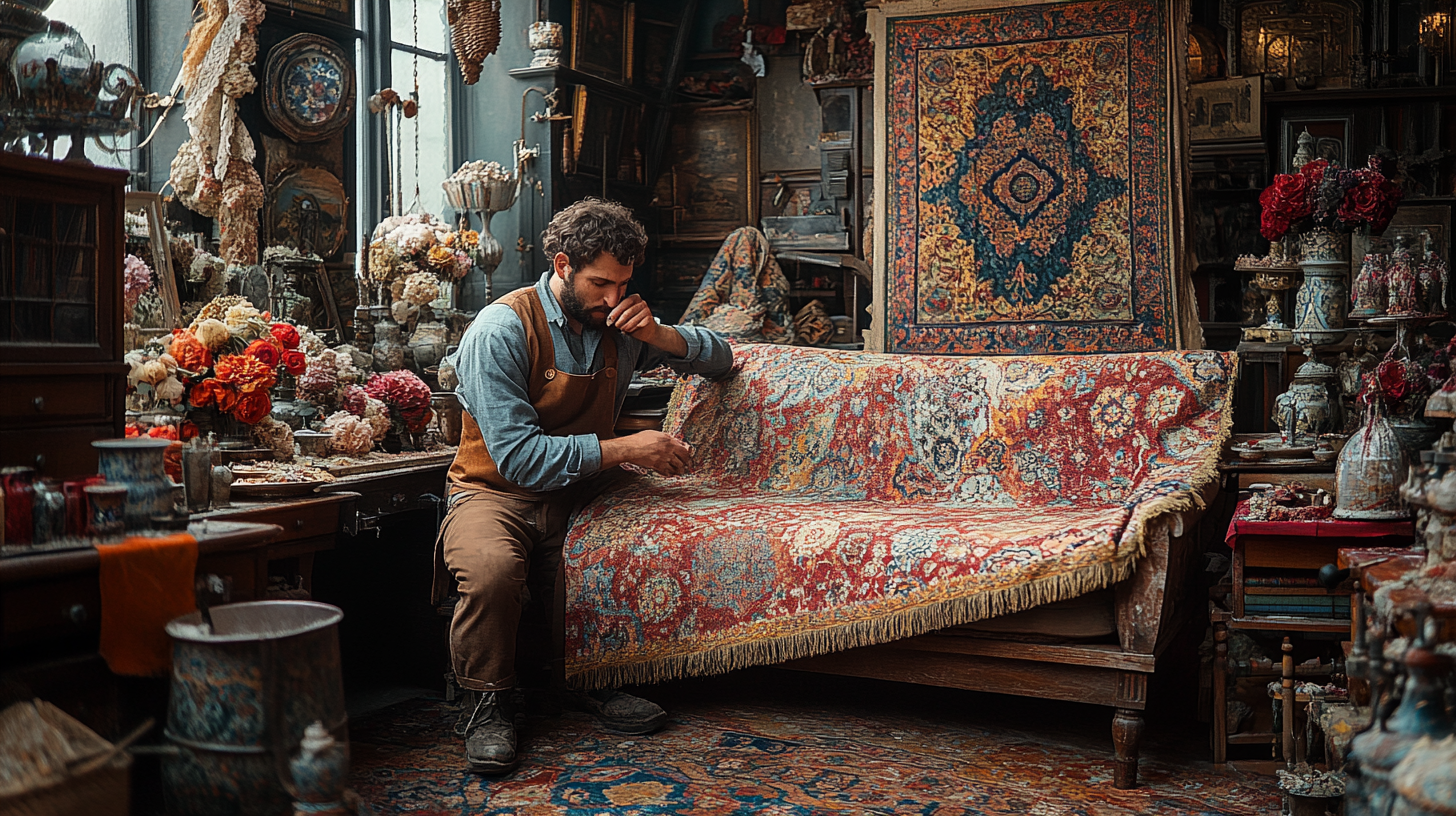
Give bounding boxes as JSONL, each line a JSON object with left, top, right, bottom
{"left": 883, "top": 0, "right": 1180, "bottom": 354}
{"left": 678, "top": 227, "right": 795, "bottom": 344}
{"left": 564, "top": 345, "right": 1236, "bottom": 688}
{"left": 349, "top": 691, "right": 1277, "bottom": 815}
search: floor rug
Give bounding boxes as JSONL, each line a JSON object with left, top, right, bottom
{"left": 349, "top": 676, "right": 1275, "bottom": 815}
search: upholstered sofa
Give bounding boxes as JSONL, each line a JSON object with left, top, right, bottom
{"left": 563, "top": 344, "right": 1236, "bottom": 788}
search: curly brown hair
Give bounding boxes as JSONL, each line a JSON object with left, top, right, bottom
{"left": 540, "top": 198, "right": 648, "bottom": 272}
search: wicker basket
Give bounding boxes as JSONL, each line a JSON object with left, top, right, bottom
{"left": 0, "top": 700, "right": 131, "bottom": 816}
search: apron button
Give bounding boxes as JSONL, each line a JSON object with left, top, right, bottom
{"left": 544, "top": 369, "right": 556, "bottom": 380}
{"left": 604, "top": 367, "right": 617, "bottom": 379}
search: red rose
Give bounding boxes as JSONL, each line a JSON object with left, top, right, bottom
{"left": 191, "top": 378, "right": 240, "bottom": 413}
{"left": 1377, "top": 360, "right": 1410, "bottom": 402}
{"left": 281, "top": 349, "right": 307, "bottom": 375}
{"left": 232, "top": 391, "right": 273, "bottom": 424}
{"left": 1338, "top": 173, "right": 1402, "bottom": 234}
{"left": 244, "top": 338, "right": 280, "bottom": 368}
{"left": 1299, "top": 159, "right": 1330, "bottom": 183}
{"left": 1259, "top": 172, "right": 1315, "bottom": 241}
{"left": 271, "top": 323, "right": 301, "bottom": 350}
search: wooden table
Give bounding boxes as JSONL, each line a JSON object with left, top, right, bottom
{"left": 194, "top": 493, "right": 360, "bottom": 595}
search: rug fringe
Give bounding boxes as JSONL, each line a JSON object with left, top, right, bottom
{"left": 570, "top": 554, "right": 1136, "bottom": 690}
{"left": 574, "top": 354, "right": 1242, "bottom": 692}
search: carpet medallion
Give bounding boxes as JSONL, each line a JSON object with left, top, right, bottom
{"left": 349, "top": 694, "right": 1274, "bottom": 815}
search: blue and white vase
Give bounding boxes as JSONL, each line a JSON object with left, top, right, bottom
{"left": 1293, "top": 227, "right": 1349, "bottom": 347}
{"left": 92, "top": 438, "right": 174, "bottom": 527}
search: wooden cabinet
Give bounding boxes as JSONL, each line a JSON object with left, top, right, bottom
{"left": 0, "top": 154, "right": 128, "bottom": 479}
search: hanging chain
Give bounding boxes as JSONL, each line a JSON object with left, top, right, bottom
{"left": 412, "top": 0, "right": 421, "bottom": 207}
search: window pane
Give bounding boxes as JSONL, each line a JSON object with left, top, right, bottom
{"left": 389, "top": 51, "right": 451, "bottom": 215}
{"left": 390, "top": 0, "right": 447, "bottom": 54}
{"left": 46, "top": 0, "right": 136, "bottom": 171}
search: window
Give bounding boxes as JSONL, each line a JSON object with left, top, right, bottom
{"left": 361, "top": 0, "right": 455, "bottom": 231}
{"left": 46, "top": 0, "right": 138, "bottom": 171}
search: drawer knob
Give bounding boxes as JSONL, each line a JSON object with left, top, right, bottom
{"left": 32, "top": 396, "right": 44, "bottom": 411}
{"left": 295, "top": 519, "right": 305, "bottom": 529}
{"left": 33, "top": 454, "right": 44, "bottom": 470}
{"left": 66, "top": 604, "right": 87, "bottom": 624}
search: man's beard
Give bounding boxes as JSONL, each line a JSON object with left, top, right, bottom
{"left": 559, "top": 272, "right": 609, "bottom": 328}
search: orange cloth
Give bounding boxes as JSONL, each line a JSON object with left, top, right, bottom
{"left": 97, "top": 533, "right": 198, "bottom": 676}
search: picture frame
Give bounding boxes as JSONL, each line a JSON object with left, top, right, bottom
{"left": 653, "top": 106, "right": 757, "bottom": 242}
{"left": 1189, "top": 75, "right": 1261, "bottom": 142}
{"left": 264, "top": 34, "right": 356, "bottom": 144}
{"left": 124, "top": 192, "right": 179, "bottom": 329}
{"left": 572, "top": 0, "right": 635, "bottom": 84}
{"left": 568, "top": 86, "right": 645, "bottom": 181}
{"left": 265, "top": 167, "right": 350, "bottom": 258}
{"left": 635, "top": 16, "right": 676, "bottom": 92}
{"left": 1280, "top": 114, "right": 1352, "bottom": 173}
{"left": 261, "top": 0, "right": 350, "bottom": 25}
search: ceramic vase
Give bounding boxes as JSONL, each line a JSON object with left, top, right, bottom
{"left": 30, "top": 478, "right": 65, "bottom": 544}
{"left": 1272, "top": 360, "right": 1340, "bottom": 445}
{"left": 84, "top": 483, "right": 128, "bottom": 535}
{"left": 408, "top": 320, "right": 448, "bottom": 370}
{"left": 1334, "top": 402, "right": 1410, "bottom": 520}
{"left": 432, "top": 392, "right": 463, "bottom": 446}
{"left": 1346, "top": 646, "right": 1453, "bottom": 815}
{"left": 1293, "top": 227, "right": 1349, "bottom": 347}
{"left": 372, "top": 315, "right": 406, "bottom": 372}
{"left": 528, "top": 21, "right": 564, "bottom": 68}
{"left": 93, "top": 438, "right": 174, "bottom": 528}
{"left": 286, "top": 721, "right": 350, "bottom": 810}
{"left": 1350, "top": 252, "right": 1388, "bottom": 318}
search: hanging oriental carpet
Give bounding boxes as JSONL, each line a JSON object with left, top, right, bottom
{"left": 881, "top": 0, "right": 1185, "bottom": 354}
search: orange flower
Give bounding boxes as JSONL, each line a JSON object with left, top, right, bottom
{"left": 170, "top": 330, "right": 213, "bottom": 372}
{"left": 427, "top": 245, "right": 456, "bottom": 270}
{"left": 147, "top": 425, "right": 180, "bottom": 440}
{"left": 215, "top": 353, "right": 277, "bottom": 393}
{"left": 191, "top": 378, "right": 240, "bottom": 412}
{"left": 244, "top": 338, "right": 280, "bottom": 368}
{"left": 270, "top": 322, "right": 300, "bottom": 350}
{"left": 232, "top": 390, "right": 272, "bottom": 424}
{"left": 281, "top": 349, "right": 307, "bottom": 375}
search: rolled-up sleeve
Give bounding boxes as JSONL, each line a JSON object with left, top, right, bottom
{"left": 638, "top": 325, "right": 734, "bottom": 379}
{"left": 450, "top": 307, "right": 601, "bottom": 491}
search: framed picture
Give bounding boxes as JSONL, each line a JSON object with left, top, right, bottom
{"left": 635, "top": 17, "right": 676, "bottom": 92}
{"left": 1189, "top": 75, "right": 1261, "bottom": 142}
{"left": 1352, "top": 203, "right": 1453, "bottom": 285}
{"left": 1280, "top": 114, "right": 1351, "bottom": 173}
{"left": 653, "top": 107, "right": 756, "bottom": 241}
{"left": 572, "top": 0, "right": 634, "bottom": 84}
{"left": 261, "top": 0, "right": 350, "bottom": 25}
{"left": 265, "top": 167, "right": 350, "bottom": 258}
{"left": 567, "top": 86, "right": 645, "bottom": 181}
{"left": 124, "top": 192, "right": 179, "bottom": 329}
{"left": 264, "top": 34, "right": 356, "bottom": 143}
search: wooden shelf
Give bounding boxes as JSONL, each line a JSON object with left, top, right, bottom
{"left": 789, "top": 289, "right": 838, "bottom": 297}
{"left": 1230, "top": 616, "right": 1349, "bottom": 633}
{"left": 1227, "top": 731, "right": 1278, "bottom": 745}
{"left": 1265, "top": 86, "right": 1456, "bottom": 104}
{"left": 1245, "top": 586, "right": 1350, "bottom": 596}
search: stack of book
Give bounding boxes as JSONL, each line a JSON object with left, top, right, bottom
{"left": 1243, "top": 593, "right": 1351, "bottom": 619}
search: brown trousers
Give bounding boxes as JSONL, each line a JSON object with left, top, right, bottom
{"left": 437, "top": 470, "right": 630, "bottom": 692}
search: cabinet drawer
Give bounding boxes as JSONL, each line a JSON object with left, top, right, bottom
{"left": 218, "top": 504, "right": 339, "bottom": 545}
{"left": 1, "top": 575, "right": 101, "bottom": 649}
{"left": 0, "top": 376, "right": 113, "bottom": 423}
{"left": 0, "top": 424, "right": 114, "bottom": 478}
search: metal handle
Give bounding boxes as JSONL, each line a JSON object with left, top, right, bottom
{"left": 32, "top": 396, "right": 44, "bottom": 411}
{"left": 295, "top": 519, "right": 305, "bottom": 530}
{"left": 33, "top": 454, "right": 44, "bottom": 470}
{"left": 66, "top": 604, "right": 87, "bottom": 624}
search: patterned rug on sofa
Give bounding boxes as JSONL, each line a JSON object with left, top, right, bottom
{"left": 348, "top": 686, "right": 1274, "bottom": 815}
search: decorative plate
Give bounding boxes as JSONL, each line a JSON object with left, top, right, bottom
{"left": 264, "top": 33, "right": 354, "bottom": 143}
{"left": 230, "top": 479, "right": 330, "bottom": 498}
{"left": 266, "top": 167, "right": 349, "bottom": 257}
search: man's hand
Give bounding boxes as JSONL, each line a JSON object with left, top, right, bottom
{"left": 606, "top": 295, "right": 687, "bottom": 356}
{"left": 600, "top": 431, "right": 693, "bottom": 477}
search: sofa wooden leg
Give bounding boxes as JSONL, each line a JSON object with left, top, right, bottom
{"left": 1112, "top": 707, "right": 1143, "bottom": 789}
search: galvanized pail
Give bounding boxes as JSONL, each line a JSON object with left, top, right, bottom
{"left": 162, "top": 601, "right": 347, "bottom": 816}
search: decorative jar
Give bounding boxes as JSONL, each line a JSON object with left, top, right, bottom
{"left": 1293, "top": 227, "right": 1349, "bottom": 347}
{"left": 528, "top": 21, "right": 564, "bottom": 68}
{"left": 92, "top": 437, "right": 174, "bottom": 528}
{"left": 1334, "top": 402, "right": 1409, "bottom": 520}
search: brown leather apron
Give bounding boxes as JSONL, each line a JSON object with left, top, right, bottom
{"left": 433, "top": 285, "right": 620, "bottom": 605}
{"left": 447, "top": 285, "right": 620, "bottom": 498}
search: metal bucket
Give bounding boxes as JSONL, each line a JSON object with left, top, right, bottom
{"left": 162, "top": 601, "right": 347, "bottom": 816}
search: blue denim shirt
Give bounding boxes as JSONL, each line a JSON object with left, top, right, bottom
{"left": 447, "top": 272, "right": 734, "bottom": 491}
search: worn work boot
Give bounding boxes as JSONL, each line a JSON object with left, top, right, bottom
{"left": 564, "top": 688, "right": 668, "bottom": 735}
{"left": 460, "top": 690, "right": 518, "bottom": 774}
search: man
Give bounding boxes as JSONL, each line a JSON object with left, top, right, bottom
{"left": 434, "top": 198, "right": 733, "bottom": 773}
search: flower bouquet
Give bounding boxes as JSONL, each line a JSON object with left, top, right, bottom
{"left": 364, "top": 369, "right": 435, "bottom": 437}
{"left": 364, "top": 213, "right": 476, "bottom": 287}
{"left": 1259, "top": 156, "right": 1403, "bottom": 242}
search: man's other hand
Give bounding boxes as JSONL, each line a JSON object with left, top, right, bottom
{"left": 600, "top": 431, "right": 693, "bottom": 477}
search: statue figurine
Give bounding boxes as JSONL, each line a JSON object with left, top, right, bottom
{"left": 1350, "top": 251, "right": 1389, "bottom": 318}
{"left": 210, "top": 464, "right": 233, "bottom": 509}
{"left": 1418, "top": 230, "right": 1448, "bottom": 316}
{"left": 1387, "top": 234, "right": 1423, "bottom": 315}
